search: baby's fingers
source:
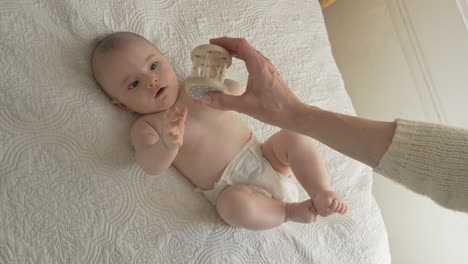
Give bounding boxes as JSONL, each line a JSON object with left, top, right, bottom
{"left": 178, "top": 107, "right": 188, "bottom": 120}
{"left": 171, "top": 106, "right": 179, "bottom": 113}
{"left": 168, "top": 106, "right": 187, "bottom": 119}
{"left": 165, "top": 106, "right": 179, "bottom": 119}
{"left": 168, "top": 127, "right": 181, "bottom": 138}
{"left": 171, "top": 118, "right": 184, "bottom": 127}
{"left": 171, "top": 107, "right": 188, "bottom": 124}
{"left": 168, "top": 131, "right": 178, "bottom": 138}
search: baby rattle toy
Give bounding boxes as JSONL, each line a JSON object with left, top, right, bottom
{"left": 184, "top": 44, "right": 232, "bottom": 99}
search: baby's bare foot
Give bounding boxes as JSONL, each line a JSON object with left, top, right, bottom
{"left": 313, "top": 190, "right": 347, "bottom": 217}
{"left": 285, "top": 199, "right": 318, "bottom": 223}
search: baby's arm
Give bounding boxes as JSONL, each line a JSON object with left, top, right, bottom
{"left": 131, "top": 107, "right": 188, "bottom": 175}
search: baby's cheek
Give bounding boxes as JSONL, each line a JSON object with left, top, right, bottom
{"left": 169, "top": 71, "right": 179, "bottom": 84}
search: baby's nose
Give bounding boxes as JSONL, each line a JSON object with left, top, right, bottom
{"left": 147, "top": 76, "right": 159, "bottom": 88}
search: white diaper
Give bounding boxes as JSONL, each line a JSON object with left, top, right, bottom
{"left": 197, "top": 135, "right": 299, "bottom": 205}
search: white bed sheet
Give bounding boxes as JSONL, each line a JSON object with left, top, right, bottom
{"left": 0, "top": 0, "right": 390, "bottom": 263}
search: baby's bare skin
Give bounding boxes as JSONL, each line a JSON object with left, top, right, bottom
{"left": 91, "top": 32, "right": 346, "bottom": 230}
{"left": 139, "top": 88, "right": 252, "bottom": 190}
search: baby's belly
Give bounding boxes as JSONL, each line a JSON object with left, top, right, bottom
{"left": 173, "top": 117, "right": 252, "bottom": 190}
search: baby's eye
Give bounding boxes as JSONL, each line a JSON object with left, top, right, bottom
{"left": 129, "top": 80, "right": 139, "bottom": 90}
{"left": 150, "top": 62, "right": 159, "bottom": 71}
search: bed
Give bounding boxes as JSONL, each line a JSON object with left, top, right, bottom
{"left": 0, "top": 0, "right": 390, "bottom": 263}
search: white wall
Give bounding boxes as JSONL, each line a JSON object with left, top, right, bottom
{"left": 385, "top": 0, "right": 468, "bottom": 127}
{"left": 323, "top": 0, "right": 468, "bottom": 263}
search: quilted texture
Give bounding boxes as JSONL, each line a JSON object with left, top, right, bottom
{"left": 0, "top": 0, "right": 390, "bottom": 263}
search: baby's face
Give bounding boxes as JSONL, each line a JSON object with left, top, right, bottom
{"left": 94, "top": 37, "right": 179, "bottom": 114}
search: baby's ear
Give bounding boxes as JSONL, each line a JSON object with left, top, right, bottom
{"left": 111, "top": 99, "right": 134, "bottom": 112}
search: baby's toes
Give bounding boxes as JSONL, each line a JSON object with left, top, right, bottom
{"left": 328, "top": 199, "right": 343, "bottom": 213}
{"left": 330, "top": 199, "right": 342, "bottom": 212}
{"left": 311, "top": 210, "right": 318, "bottom": 222}
{"left": 333, "top": 201, "right": 346, "bottom": 215}
{"left": 308, "top": 201, "right": 319, "bottom": 221}
{"left": 339, "top": 203, "right": 348, "bottom": 215}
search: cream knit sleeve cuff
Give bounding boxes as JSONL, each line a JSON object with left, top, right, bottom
{"left": 375, "top": 119, "right": 468, "bottom": 213}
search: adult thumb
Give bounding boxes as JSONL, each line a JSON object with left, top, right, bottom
{"left": 200, "top": 92, "right": 241, "bottom": 112}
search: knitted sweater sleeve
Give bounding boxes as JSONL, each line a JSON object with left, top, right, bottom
{"left": 375, "top": 119, "right": 468, "bottom": 213}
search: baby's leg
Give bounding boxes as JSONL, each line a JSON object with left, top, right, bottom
{"left": 216, "top": 184, "right": 317, "bottom": 230}
{"left": 261, "top": 130, "right": 347, "bottom": 216}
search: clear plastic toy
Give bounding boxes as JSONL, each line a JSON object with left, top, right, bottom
{"left": 184, "top": 44, "right": 232, "bottom": 99}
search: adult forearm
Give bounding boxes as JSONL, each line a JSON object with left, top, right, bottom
{"left": 291, "top": 105, "right": 397, "bottom": 168}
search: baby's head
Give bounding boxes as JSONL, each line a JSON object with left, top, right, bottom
{"left": 91, "top": 32, "right": 179, "bottom": 114}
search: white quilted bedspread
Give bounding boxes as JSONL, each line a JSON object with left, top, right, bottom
{"left": 0, "top": 0, "right": 390, "bottom": 263}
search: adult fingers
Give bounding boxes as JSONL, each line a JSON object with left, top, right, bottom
{"left": 209, "top": 37, "right": 262, "bottom": 73}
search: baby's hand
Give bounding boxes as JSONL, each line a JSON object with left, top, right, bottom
{"left": 161, "top": 106, "right": 188, "bottom": 150}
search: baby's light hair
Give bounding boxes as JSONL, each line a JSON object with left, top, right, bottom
{"left": 92, "top": 31, "right": 146, "bottom": 55}
{"left": 90, "top": 32, "right": 151, "bottom": 99}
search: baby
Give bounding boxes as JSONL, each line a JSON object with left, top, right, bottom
{"left": 91, "top": 32, "right": 347, "bottom": 230}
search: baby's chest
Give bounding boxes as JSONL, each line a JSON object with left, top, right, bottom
{"left": 175, "top": 119, "right": 250, "bottom": 171}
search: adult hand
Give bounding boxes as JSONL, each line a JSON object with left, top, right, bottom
{"left": 199, "top": 37, "right": 305, "bottom": 129}
{"left": 199, "top": 37, "right": 398, "bottom": 171}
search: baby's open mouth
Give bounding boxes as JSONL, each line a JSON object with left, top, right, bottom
{"left": 155, "top": 86, "right": 167, "bottom": 98}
